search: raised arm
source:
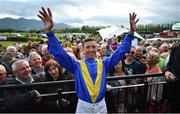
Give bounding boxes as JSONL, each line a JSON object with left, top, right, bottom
{"left": 104, "top": 12, "right": 139, "bottom": 71}
{"left": 37, "top": 7, "right": 77, "bottom": 74}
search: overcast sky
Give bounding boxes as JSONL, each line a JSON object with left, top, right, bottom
{"left": 0, "top": 0, "right": 179, "bottom": 27}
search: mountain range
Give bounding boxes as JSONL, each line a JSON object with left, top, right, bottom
{"left": 0, "top": 17, "right": 72, "bottom": 31}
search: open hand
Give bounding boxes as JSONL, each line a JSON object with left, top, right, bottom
{"left": 38, "top": 7, "right": 54, "bottom": 32}
{"left": 129, "top": 12, "right": 139, "bottom": 33}
{"left": 33, "top": 90, "right": 41, "bottom": 102}
{"left": 165, "top": 71, "right": 176, "bottom": 82}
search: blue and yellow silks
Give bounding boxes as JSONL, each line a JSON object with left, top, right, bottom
{"left": 79, "top": 59, "right": 103, "bottom": 103}
{"left": 47, "top": 31, "right": 132, "bottom": 103}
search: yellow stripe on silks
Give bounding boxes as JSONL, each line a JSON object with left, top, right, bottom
{"left": 79, "top": 59, "right": 103, "bottom": 103}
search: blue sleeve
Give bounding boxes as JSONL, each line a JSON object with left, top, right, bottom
{"left": 46, "top": 31, "right": 77, "bottom": 74}
{"left": 103, "top": 32, "right": 133, "bottom": 72}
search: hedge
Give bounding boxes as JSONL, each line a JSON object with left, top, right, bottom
{"left": 6, "top": 37, "right": 45, "bottom": 42}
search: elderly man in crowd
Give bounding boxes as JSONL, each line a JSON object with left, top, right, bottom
{"left": 6, "top": 46, "right": 24, "bottom": 59}
{"left": 3, "top": 60, "right": 41, "bottom": 112}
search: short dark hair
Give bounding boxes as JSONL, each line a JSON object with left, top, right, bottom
{"left": 82, "top": 38, "right": 96, "bottom": 47}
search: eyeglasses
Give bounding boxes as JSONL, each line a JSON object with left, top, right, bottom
{"left": 128, "top": 51, "right": 135, "bottom": 54}
{"left": 0, "top": 73, "right": 6, "bottom": 76}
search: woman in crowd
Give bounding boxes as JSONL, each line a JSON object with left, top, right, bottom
{"left": 41, "top": 59, "right": 77, "bottom": 112}
{"left": 28, "top": 51, "right": 46, "bottom": 82}
{"left": 106, "top": 60, "right": 129, "bottom": 113}
{"left": 145, "top": 51, "right": 164, "bottom": 112}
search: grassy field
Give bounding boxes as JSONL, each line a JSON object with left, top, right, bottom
{"left": 0, "top": 41, "right": 28, "bottom": 48}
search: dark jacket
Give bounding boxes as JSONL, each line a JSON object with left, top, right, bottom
{"left": 3, "top": 78, "right": 41, "bottom": 112}
{"left": 166, "top": 46, "right": 180, "bottom": 79}
{"left": 0, "top": 88, "right": 5, "bottom": 112}
{"left": 41, "top": 74, "right": 77, "bottom": 112}
{"left": 0, "top": 78, "right": 13, "bottom": 112}
{"left": 164, "top": 45, "right": 180, "bottom": 112}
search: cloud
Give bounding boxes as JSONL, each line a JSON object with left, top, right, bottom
{"left": 0, "top": 0, "right": 179, "bottom": 27}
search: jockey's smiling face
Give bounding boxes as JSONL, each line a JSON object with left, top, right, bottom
{"left": 83, "top": 40, "right": 97, "bottom": 60}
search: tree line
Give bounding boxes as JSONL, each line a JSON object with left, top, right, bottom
{"left": 0, "top": 23, "right": 173, "bottom": 34}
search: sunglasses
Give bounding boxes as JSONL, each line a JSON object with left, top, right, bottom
{"left": 128, "top": 51, "right": 135, "bottom": 54}
{"left": 0, "top": 73, "right": 5, "bottom": 76}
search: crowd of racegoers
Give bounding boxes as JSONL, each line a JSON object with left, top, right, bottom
{"left": 0, "top": 34, "right": 178, "bottom": 112}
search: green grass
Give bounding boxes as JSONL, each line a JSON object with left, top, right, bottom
{"left": 0, "top": 41, "right": 27, "bottom": 48}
